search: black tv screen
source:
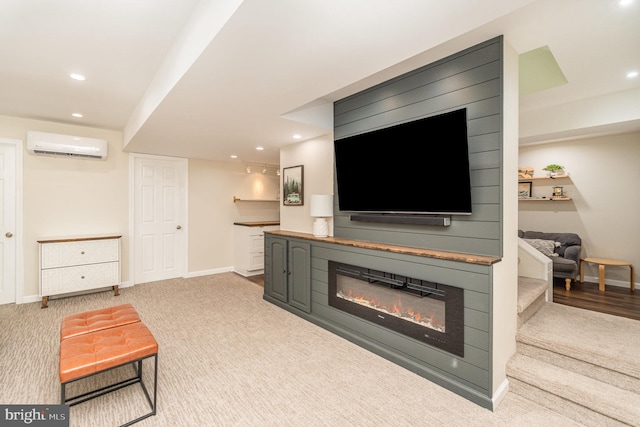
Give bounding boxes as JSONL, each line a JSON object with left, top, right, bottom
{"left": 334, "top": 108, "right": 472, "bottom": 215}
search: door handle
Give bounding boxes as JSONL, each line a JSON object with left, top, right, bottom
{"left": 5, "top": 232, "right": 13, "bottom": 238}
{"left": 176, "top": 225, "right": 182, "bottom": 230}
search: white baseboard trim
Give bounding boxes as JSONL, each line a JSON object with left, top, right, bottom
{"left": 21, "top": 295, "right": 42, "bottom": 305}
{"left": 184, "top": 266, "right": 234, "bottom": 278}
{"left": 492, "top": 379, "right": 510, "bottom": 410}
{"left": 581, "top": 275, "right": 636, "bottom": 289}
{"left": 20, "top": 281, "right": 133, "bottom": 305}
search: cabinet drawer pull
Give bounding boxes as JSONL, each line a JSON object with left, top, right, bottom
{"left": 81, "top": 251, "right": 85, "bottom": 255}
{"left": 81, "top": 276, "right": 85, "bottom": 279}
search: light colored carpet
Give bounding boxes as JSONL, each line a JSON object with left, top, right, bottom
{"left": 0, "top": 273, "right": 583, "bottom": 426}
{"left": 516, "top": 277, "right": 548, "bottom": 314}
{"left": 518, "top": 302, "right": 640, "bottom": 379}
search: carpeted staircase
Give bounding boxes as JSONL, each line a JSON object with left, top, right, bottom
{"left": 508, "top": 277, "right": 640, "bottom": 426}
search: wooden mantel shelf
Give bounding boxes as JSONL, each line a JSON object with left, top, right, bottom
{"left": 266, "top": 230, "right": 501, "bottom": 266}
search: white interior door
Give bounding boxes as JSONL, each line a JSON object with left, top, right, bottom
{"left": 133, "top": 155, "right": 187, "bottom": 284}
{"left": 0, "top": 142, "right": 17, "bottom": 304}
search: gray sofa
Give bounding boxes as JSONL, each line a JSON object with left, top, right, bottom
{"left": 518, "top": 230, "right": 582, "bottom": 290}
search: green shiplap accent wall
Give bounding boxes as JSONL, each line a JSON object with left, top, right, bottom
{"left": 333, "top": 37, "right": 503, "bottom": 258}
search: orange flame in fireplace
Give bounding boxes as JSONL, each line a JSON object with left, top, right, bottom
{"left": 338, "top": 289, "right": 445, "bottom": 331}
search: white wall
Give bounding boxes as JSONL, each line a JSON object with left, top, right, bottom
{"left": 188, "top": 159, "right": 279, "bottom": 274}
{"left": 0, "top": 114, "right": 282, "bottom": 302}
{"left": 519, "top": 131, "right": 640, "bottom": 287}
{"left": 279, "top": 134, "right": 335, "bottom": 234}
{"left": 0, "top": 115, "right": 129, "bottom": 299}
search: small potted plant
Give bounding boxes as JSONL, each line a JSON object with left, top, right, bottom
{"left": 543, "top": 163, "right": 565, "bottom": 177}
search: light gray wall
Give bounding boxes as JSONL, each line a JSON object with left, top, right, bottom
{"left": 519, "top": 131, "right": 640, "bottom": 287}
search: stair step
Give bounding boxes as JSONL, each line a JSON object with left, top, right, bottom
{"left": 517, "top": 341, "right": 640, "bottom": 394}
{"left": 508, "top": 354, "right": 640, "bottom": 426}
{"left": 517, "top": 303, "right": 640, "bottom": 382}
{"left": 517, "top": 276, "right": 548, "bottom": 314}
{"left": 517, "top": 276, "right": 548, "bottom": 327}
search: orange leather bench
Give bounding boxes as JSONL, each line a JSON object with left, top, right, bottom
{"left": 60, "top": 303, "right": 141, "bottom": 341}
{"left": 59, "top": 308, "right": 158, "bottom": 426}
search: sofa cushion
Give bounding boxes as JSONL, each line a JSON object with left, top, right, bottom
{"left": 552, "top": 256, "right": 578, "bottom": 273}
{"left": 523, "top": 238, "right": 559, "bottom": 257}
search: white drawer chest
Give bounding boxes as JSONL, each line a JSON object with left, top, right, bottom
{"left": 233, "top": 222, "right": 280, "bottom": 277}
{"left": 38, "top": 234, "right": 122, "bottom": 308}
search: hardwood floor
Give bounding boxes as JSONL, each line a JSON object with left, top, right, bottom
{"left": 553, "top": 279, "right": 640, "bottom": 321}
{"left": 246, "top": 274, "right": 264, "bottom": 287}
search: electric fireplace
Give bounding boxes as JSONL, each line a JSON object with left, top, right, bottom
{"left": 328, "top": 261, "right": 464, "bottom": 357}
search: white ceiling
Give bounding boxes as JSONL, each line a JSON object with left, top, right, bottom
{"left": 1, "top": 0, "right": 638, "bottom": 165}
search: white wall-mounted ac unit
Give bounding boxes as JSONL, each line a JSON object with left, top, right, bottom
{"left": 26, "top": 131, "right": 108, "bottom": 160}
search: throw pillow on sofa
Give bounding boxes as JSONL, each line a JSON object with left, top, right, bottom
{"left": 523, "top": 238, "right": 560, "bottom": 257}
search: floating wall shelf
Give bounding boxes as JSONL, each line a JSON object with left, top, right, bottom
{"left": 233, "top": 196, "right": 279, "bottom": 203}
{"left": 518, "top": 173, "right": 571, "bottom": 182}
{"left": 518, "top": 197, "right": 572, "bottom": 201}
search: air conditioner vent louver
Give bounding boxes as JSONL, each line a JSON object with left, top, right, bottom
{"left": 27, "top": 131, "right": 108, "bottom": 160}
{"left": 32, "top": 149, "right": 103, "bottom": 159}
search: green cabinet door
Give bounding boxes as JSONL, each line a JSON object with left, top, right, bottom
{"left": 264, "top": 235, "right": 311, "bottom": 313}
{"left": 288, "top": 240, "right": 311, "bottom": 313}
{"left": 266, "top": 236, "right": 288, "bottom": 303}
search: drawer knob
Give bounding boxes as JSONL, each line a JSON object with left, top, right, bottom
{"left": 81, "top": 276, "right": 85, "bottom": 279}
{"left": 5, "top": 232, "right": 13, "bottom": 238}
{"left": 81, "top": 251, "right": 85, "bottom": 255}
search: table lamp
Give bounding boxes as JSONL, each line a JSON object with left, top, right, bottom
{"left": 310, "top": 194, "right": 333, "bottom": 237}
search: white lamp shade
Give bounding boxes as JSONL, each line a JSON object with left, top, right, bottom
{"left": 310, "top": 194, "right": 334, "bottom": 217}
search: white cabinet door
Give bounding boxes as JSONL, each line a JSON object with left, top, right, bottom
{"left": 248, "top": 235, "right": 265, "bottom": 270}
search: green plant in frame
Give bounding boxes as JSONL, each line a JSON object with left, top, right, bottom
{"left": 542, "top": 164, "right": 564, "bottom": 171}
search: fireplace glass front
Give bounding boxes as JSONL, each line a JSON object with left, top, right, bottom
{"left": 328, "top": 261, "right": 464, "bottom": 356}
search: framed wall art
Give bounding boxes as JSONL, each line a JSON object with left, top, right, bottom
{"left": 518, "top": 181, "right": 532, "bottom": 199}
{"left": 283, "top": 165, "right": 304, "bottom": 206}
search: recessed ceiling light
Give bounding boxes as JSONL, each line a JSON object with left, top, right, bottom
{"left": 256, "top": 146, "right": 264, "bottom": 151}
{"left": 626, "top": 70, "right": 639, "bottom": 79}
{"left": 71, "top": 113, "right": 83, "bottom": 118}
{"left": 230, "top": 154, "right": 238, "bottom": 159}
{"left": 293, "top": 134, "right": 302, "bottom": 139}
{"left": 70, "top": 73, "right": 86, "bottom": 81}
{"left": 619, "top": 0, "right": 634, "bottom": 6}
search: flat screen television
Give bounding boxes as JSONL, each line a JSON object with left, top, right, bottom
{"left": 334, "top": 108, "right": 472, "bottom": 215}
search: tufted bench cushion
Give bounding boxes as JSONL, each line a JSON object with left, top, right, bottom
{"left": 59, "top": 306, "right": 158, "bottom": 425}
{"left": 59, "top": 321, "right": 157, "bottom": 383}
{"left": 60, "top": 303, "right": 140, "bottom": 341}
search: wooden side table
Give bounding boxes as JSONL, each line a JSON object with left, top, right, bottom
{"left": 580, "top": 257, "right": 635, "bottom": 292}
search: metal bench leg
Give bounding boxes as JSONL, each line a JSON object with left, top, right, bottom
{"left": 62, "top": 353, "right": 158, "bottom": 427}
